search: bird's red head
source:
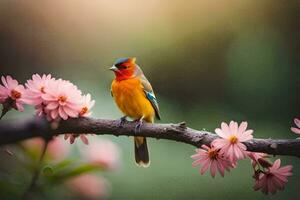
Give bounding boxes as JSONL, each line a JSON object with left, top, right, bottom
{"left": 110, "top": 57, "right": 137, "bottom": 81}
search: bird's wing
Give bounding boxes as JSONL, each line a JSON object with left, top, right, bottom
{"left": 140, "top": 75, "right": 161, "bottom": 120}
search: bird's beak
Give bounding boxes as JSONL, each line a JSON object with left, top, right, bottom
{"left": 109, "top": 65, "right": 118, "bottom": 72}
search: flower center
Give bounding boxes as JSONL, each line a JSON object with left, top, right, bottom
{"left": 58, "top": 95, "right": 67, "bottom": 103}
{"left": 40, "top": 86, "right": 45, "bottom": 93}
{"left": 11, "top": 89, "right": 21, "bottom": 99}
{"left": 79, "top": 106, "right": 88, "bottom": 116}
{"left": 229, "top": 135, "right": 238, "bottom": 144}
{"left": 208, "top": 149, "right": 218, "bottom": 159}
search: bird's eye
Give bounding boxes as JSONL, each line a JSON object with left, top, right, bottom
{"left": 120, "top": 65, "right": 128, "bottom": 69}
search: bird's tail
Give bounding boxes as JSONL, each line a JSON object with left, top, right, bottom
{"left": 134, "top": 136, "right": 150, "bottom": 167}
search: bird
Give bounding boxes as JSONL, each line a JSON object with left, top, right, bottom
{"left": 110, "top": 57, "right": 160, "bottom": 167}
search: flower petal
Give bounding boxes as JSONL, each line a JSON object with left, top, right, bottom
{"left": 294, "top": 118, "right": 300, "bottom": 128}
{"left": 291, "top": 127, "right": 300, "bottom": 134}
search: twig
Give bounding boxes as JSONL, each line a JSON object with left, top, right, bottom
{"left": 22, "top": 139, "right": 49, "bottom": 200}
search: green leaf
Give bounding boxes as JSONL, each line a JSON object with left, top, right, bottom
{"left": 52, "top": 159, "right": 75, "bottom": 171}
{"left": 47, "top": 164, "right": 101, "bottom": 184}
{"left": 42, "top": 166, "right": 54, "bottom": 176}
{"left": 58, "top": 164, "right": 99, "bottom": 179}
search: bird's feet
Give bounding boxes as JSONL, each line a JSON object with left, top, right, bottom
{"left": 135, "top": 118, "right": 144, "bottom": 133}
{"left": 117, "top": 116, "right": 127, "bottom": 127}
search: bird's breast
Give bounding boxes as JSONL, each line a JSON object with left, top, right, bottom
{"left": 111, "top": 78, "right": 154, "bottom": 122}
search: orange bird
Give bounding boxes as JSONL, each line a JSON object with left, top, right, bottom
{"left": 110, "top": 57, "right": 160, "bottom": 167}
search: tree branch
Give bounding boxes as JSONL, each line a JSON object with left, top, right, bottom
{"left": 0, "top": 117, "right": 300, "bottom": 157}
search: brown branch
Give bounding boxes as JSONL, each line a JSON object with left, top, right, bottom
{"left": 0, "top": 117, "right": 300, "bottom": 157}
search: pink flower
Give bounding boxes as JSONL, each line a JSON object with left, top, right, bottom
{"left": 191, "top": 145, "right": 233, "bottom": 177}
{"left": 79, "top": 93, "right": 95, "bottom": 117}
{"left": 247, "top": 152, "right": 270, "bottom": 169}
{"left": 34, "top": 103, "right": 45, "bottom": 117}
{"left": 47, "top": 137, "right": 71, "bottom": 161}
{"left": 212, "top": 121, "right": 253, "bottom": 162}
{"left": 80, "top": 138, "right": 121, "bottom": 170}
{"left": 291, "top": 118, "right": 300, "bottom": 135}
{"left": 64, "top": 134, "right": 90, "bottom": 145}
{"left": 65, "top": 174, "right": 110, "bottom": 199}
{"left": 22, "top": 137, "right": 70, "bottom": 161}
{"left": 42, "top": 79, "right": 83, "bottom": 120}
{"left": 25, "top": 74, "right": 55, "bottom": 106}
{"left": 254, "top": 159, "right": 292, "bottom": 195}
{"left": 0, "top": 75, "right": 27, "bottom": 112}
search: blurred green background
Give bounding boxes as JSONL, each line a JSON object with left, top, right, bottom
{"left": 0, "top": 0, "right": 300, "bottom": 199}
